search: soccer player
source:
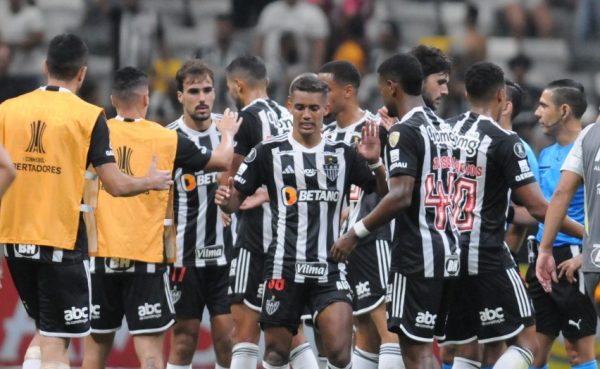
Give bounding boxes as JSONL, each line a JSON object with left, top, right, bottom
{"left": 223, "top": 55, "right": 317, "bottom": 369}
{"left": 441, "top": 62, "right": 583, "bottom": 369}
{"left": 217, "top": 73, "right": 387, "bottom": 369}
{"left": 331, "top": 53, "right": 460, "bottom": 369}
{"left": 0, "top": 34, "right": 173, "bottom": 368}
{"left": 410, "top": 45, "right": 451, "bottom": 112}
{"left": 318, "top": 61, "right": 401, "bottom": 369}
{"left": 82, "top": 67, "right": 241, "bottom": 369}
{"left": 165, "top": 60, "right": 236, "bottom": 369}
{"left": 525, "top": 79, "right": 597, "bottom": 369}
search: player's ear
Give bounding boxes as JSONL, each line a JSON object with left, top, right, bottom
{"left": 502, "top": 101, "right": 513, "bottom": 118}
{"left": 177, "top": 90, "right": 183, "bottom": 104}
{"left": 109, "top": 94, "right": 116, "bottom": 110}
{"left": 286, "top": 95, "right": 293, "bottom": 111}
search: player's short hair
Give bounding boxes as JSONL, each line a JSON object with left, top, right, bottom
{"left": 225, "top": 55, "right": 268, "bottom": 85}
{"left": 545, "top": 79, "right": 587, "bottom": 119}
{"left": 175, "top": 59, "right": 215, "bottom": 92}
{"left": 112, "top": 67, "right": 148, "bottom": 102}
{"left": 505, "top": 80, "right": 524, "bottom": 120}
{"left": 464, "top": 62, "right": 505, "bottom": 102}
{"left": 319, "top": 60, "right": 361, "bottom": 89}
{"left": 289, "top": 74, "right": 328, "bottom": 98}
{"left": 377, "top": 53, "right": 423, "bottom": 96}
{"left": 410, "top": 45, "right": 451, "bottom": 77}
{"left": 46, "top": 34, "right": 89, "bottom": 81}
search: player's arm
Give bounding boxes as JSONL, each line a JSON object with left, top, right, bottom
{"left": 216, "top": 145, "right": 265, "bottom": 214}
{"left": 355, "top": 121, "right": 388, "bottom": 197}
{"left": 92, "top": 115, "right": 173, "bottom": 196}
{"left": 0, "top": 144, "right": 15, "bottom": 198}
{"left": 205, "top": 109, "right": 243, "bottom": 171}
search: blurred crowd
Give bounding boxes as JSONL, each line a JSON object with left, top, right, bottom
{"left": 1, "top": 0, "right": 600, "bottom": 154}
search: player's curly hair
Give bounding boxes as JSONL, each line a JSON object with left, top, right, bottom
{"left": 410, "top": 45, "right": 451, "bottom": 77}
{"left": 465, "top": 62, "right": 505, "bottom": 102}
{"left": 377, "top": 53, "right": 423, "bottom": 96}
{"left": 175, "top": 59, "right": 215, "bottom": 92}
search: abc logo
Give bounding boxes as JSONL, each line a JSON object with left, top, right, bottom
{"left": 138, "top": 303, "right": 161, "bottom": 317}
{"left": 64, "top": 307, "right": 89, "bottom": 322}
{"left": 282, "top": 186, "right": 297, "bottom": 206}
{"left": 416, "top": 311, "right": 437, "bottom": 326}
{"left": 479, "top": 307, "right": 504, "bottom": 322}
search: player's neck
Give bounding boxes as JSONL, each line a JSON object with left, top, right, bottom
{"left": 46, "top": 77, "right": 78, "bottom": 94}
{"left": 183, "top": 113, "right": 212, "bottom": 132}
{"left": 335, "top": 105, "right": 363, "bottom": 128}
{"left": 555, "top": 119, "right": 581, "bottom": 146}
{"left": 243, "top": 89, "right": 269, "bottom": 107}
{"left": 292, "top": 130, "right": 322, "bottom": 149}
{"left": 116, "top": 106, "right": 145, "bottom": 120}
{"left": 397, "top": 95, "right": 424, "bottom": 118}
{"left": 470, "top": 105, "right": 498, "bottom": 121}
{"left": 499, "top": 117, "right": 512, "bottom": 131}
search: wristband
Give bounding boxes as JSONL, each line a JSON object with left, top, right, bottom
{"left": 353, "top": 220, "right": 371, "bottom": 239}
{"left": 368, "top": 158, "right": 383, "bottom": 171}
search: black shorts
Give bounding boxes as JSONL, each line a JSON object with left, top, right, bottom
{"left": 583, "top": 272, "right": 600, "bottom": 317}
{"left": 347, "top": 239, "right": 390, "bottom": 315}
{"left": 526, "top": 246, "right": 597, "bottom": 340}
{"left": 229, "top": 247, "right": 264, "bottom": 312}
{"left": 441, "top": 268, "right": 534, "bottom": 345}
{"left": 90, "top": 271, "right": 175, "bottom": 335}
{"left": 259, "top": 274, "right": 353, "bottom": 335}
{"left": 387, "top": 272, "right": 455, "bottom": 343}
{"left": 7, "top": 259, "right": 91, "bottom": 337}
{"left": 170, "top": 265, "right": 230, "bottom": 319}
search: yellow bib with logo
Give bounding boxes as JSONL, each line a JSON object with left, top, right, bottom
{"left": 93, "top": 118, "right": 177, "bottom": 263}
{"left": 0, "top": 89, "right": 103, "bottom": 249}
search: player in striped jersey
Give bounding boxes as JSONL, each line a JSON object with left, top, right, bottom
{"left": 165, "top": 60, "right": 237, "bottom": 369}
{"left": 223, "top": 56, "right": 318, "bottom": 369}
{"left": 441, "top": 62, "right": 583, "bottom": 369}
{"left": 83, "top": 68, "right": 241, "bottom": 369}
{"left": 410, "top": 45, "right": 451, "bottom": 112}
{"left": 318, "top": 61, "right": 401, "bottom": 369}
{"left": 217, "top": 74, "right": 388, "bottom": 369}
{"left": 331, "top": 54, "right": 459, "bottom": 369}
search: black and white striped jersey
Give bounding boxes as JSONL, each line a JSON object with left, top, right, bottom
{"left": 234, "top": 132, "right": 377, "bottom": 283}
{"left": 447, "top": 111, "right": 536, "bottom": 275}
{"left": 385, "top": 106, "right": 460, "bottom": 279}
{"left": 322, "top": 110, "right": 391, "bottom": 242}
{"left": 167, "top": 115, "right": 232, "bottom": 268}
{"left": 233, "top": 98, "right": 293, "bottom": 254}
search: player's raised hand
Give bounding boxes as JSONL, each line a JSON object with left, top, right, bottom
{"left": 216, "top": 108, "right": 243, "bottom": 136}
{"left": 330, "top": 230, "right": 359, "bottom": 263}
{"left": 377, "top": 106, "right": 396, "bottom": 131}
{"left": 146, "top": 155, "right": 173, "bottom": 190}
{"left": 536, "top": 250, "right": 558, "bottom": 293}
{"left": 357, "top": 120, "right": 381, "bottom": 164}
{"left": 215, "top": 176, "right": 234, "bottom": 208}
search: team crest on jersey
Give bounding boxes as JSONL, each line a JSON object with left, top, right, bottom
{"left": 265, "top": 297, "right": 280, "bottom": 315}
{"left": 323, "top": 155, "right": 339, "bottom": 181}
{"left": 26, "top": 120, "right": 46, "bottom": 153}
{"left": 388, "top": 131, "right": 400, "bottom": 147}
{"left": 170, "top": 286, "right": 181, "bottom": 304}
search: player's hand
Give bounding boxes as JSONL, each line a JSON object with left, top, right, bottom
{"left": 215, "top": 176, "right": 234, "bottom": 208}
{"left": 377, "top": 106, "right": 396, "bottom": 131}
{"left": 216, "top": 108, "right": 243, "bottom": 136}
{"left": 536, "top": 250, "right": 558, "bottom": 293}
{"left": 146, "top": 155, "right": 174, "bottom": 190}
{"left": 220, "top": 211, "right": 232, "bottom": 227}
{"left": 240, "top": 187, "right": 269, "bottom": 210}
{"left": 557, "top": 254, "right": 582, "bottom": 284}
{"left": 330, "top": 230, "right": 359, "bottom": 263}
{"left": 357, "top": 121, "right": 381, "bottom": 164}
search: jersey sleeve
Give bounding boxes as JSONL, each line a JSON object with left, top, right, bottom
{"left": 561, "top": 125, "right": 590, "bottom": 177}
{"left": 495, "top": 134, "right": 537, "bottom": 189}
{"left": 88, "top": 114, "right": 116, "bottom": 167}
{"left": 385, "top": 123, "right": 420, "bottom": 178}
{"left": 234, "top": 111, "right": 261, "bottom": 157}
{"left": 234, "top": 144, "right": 264, "bottom": 196}
{"left": 348, "top": 148, "right": 376, "bottom": 193}
{"left": 174, "top": 133, "right": 212, "bottom": 171}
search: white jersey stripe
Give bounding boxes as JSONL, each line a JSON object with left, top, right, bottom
{"left": 272, "top": 147, "right": 286, "bottom": 279}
